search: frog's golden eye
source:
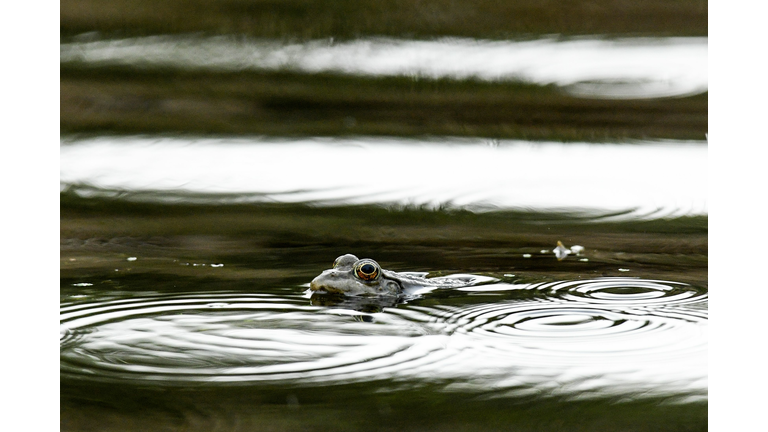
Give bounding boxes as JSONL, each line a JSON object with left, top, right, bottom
{"left": 354, "top": 259, "right": 380, "bottom": 281}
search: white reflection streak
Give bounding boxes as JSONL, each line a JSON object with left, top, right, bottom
{"left": 60, "top": 137, "right": 707, "bottom": 216}
{"left": 60, "top": 36, "right": 708, "bottom": 98}
{"left": 61, "top": 288, "right": 707, "bottom": 396}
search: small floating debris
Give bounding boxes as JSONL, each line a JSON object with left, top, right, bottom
{"left": 619, "top": 268, "right": 631, "bottom": 272}
{"left": 522, "top": 254, "right": 532, "bottom": 258}
{"left": 570, "top": 245, "right": 585, "bottom": 255}
{"left": 71, "top": 282, "right": 93, "bottom": 287}
{"left": 126, "top": 257, "right": 137, "bottom": 261}
{"left": 579, "top": 258, "right": 589, "bottom": 262}
{"left": 553, "top": 241, "right": 571, "bottom": 261}
{"left": 211, "top": 263, "right": 224, "bottom": 268}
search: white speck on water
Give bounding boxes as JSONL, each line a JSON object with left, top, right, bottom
{"left": 523, "top": 254, "right": 532, "bottom": 258}
{"left": 540, "top": 250, "right": 549, "bottom": 254}
{"left": 211, "top": 263, "right": 224, "bottom": 268}
{"left": 570, "top": 245, "right": 585, "bottom": 255}
{"left": 504, "top": 274, "right": 515, "bottom": 277}
{"left": 193, "top": 263, "right": 206, "bottom": 267}
{"left": 126, "top": 257, "right": 137, "bottom": 261}
{"left": 619, "top": 268, "right": 631, "bottom": 272}
{"left": 579, "top": 258, "right": 589, "bottom": 262}
{"left": 553, "top": 241, "right": 571, "bottom": 260}
{"left": 71, "top": 283, "right": 93, "bottom": 287}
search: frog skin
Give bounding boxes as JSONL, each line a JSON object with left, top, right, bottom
{"left": 309, "top": 254, "right": 491, "bottom": 296}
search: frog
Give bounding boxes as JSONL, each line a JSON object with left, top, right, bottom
{"left": 309, "top": 254, "right": 494, "bottom": 297}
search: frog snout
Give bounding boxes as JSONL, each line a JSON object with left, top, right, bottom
{"left": 309, "top": 272, "right": 340, "bottom": 292}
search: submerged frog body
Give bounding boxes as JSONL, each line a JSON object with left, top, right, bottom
{"left": 309, "top": 254, "right": 491, "bottom": 296}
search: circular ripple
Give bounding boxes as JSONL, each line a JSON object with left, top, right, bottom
{"left": 60, "top": 291, "right": 445, "bottom": 385}
{"left": 60, "top": 284, "right": 707, "bottom": 399}
{"left": 442, "top": 301, "right": 703, "bottom": 350}
{"left": 424, "top": 296, "right": 707, "bottom": 369}
{"left": 420, "top": 298, "right": 707, "bottom": 398}
{"left": 538, "top": 277, "right": 707, "bottom": 307}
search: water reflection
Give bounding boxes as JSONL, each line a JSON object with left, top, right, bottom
{"left": 541, "top": 277, "right": 707, "bottom": 306}
{"left": 60, "top": 35, "right": 707, "bottom": 99}
{"left": 308, "top": 291, "right": 400, "bottom": 312}
{"left": 60, "top": 277, "right": 706, "bottom": 401}
{"left": 60, "top": 135, "right": 707, "bottom": 219}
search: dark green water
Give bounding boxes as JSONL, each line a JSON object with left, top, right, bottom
{"left": 60, "top": 2, "right": 707, "bottom": 428}
{"left": 61, "top": 196, "right": 707, "bottom": 431}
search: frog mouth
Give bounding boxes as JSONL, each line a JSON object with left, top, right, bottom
{"left": 309, "top": 282, "right": 344, "bottom": 294}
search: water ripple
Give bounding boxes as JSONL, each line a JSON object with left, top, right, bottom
{"left": 60, "top": 35, "right": 707, "bottom": 98}
{"left": 60, "top": 136, "right": 708, "bottom": 218}
{"left": 60, "top": 279, "right": 706, "bottom": 400}
{"left": 539, "top": 277, "right": 708, "bottom": 307}
{"left": 60, "top": 291, "right": 441, "bottom": 383}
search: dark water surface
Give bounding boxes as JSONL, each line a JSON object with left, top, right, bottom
{"left": 59, "top": 6, "right": 707, "bottom": 427}
{"left": 61, "top": 193, "right": 706, "bottom": 431}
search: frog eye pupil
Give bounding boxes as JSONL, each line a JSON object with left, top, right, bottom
{"left": 355, "top": 261, "right": 379, "bottom": 281}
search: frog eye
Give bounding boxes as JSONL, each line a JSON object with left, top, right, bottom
{"left": 354, "top": 259, "right": 380, "bottom": 281}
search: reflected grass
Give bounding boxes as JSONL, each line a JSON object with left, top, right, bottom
{"left": 60, "top": 67, "right": 708, "bottom": 140}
